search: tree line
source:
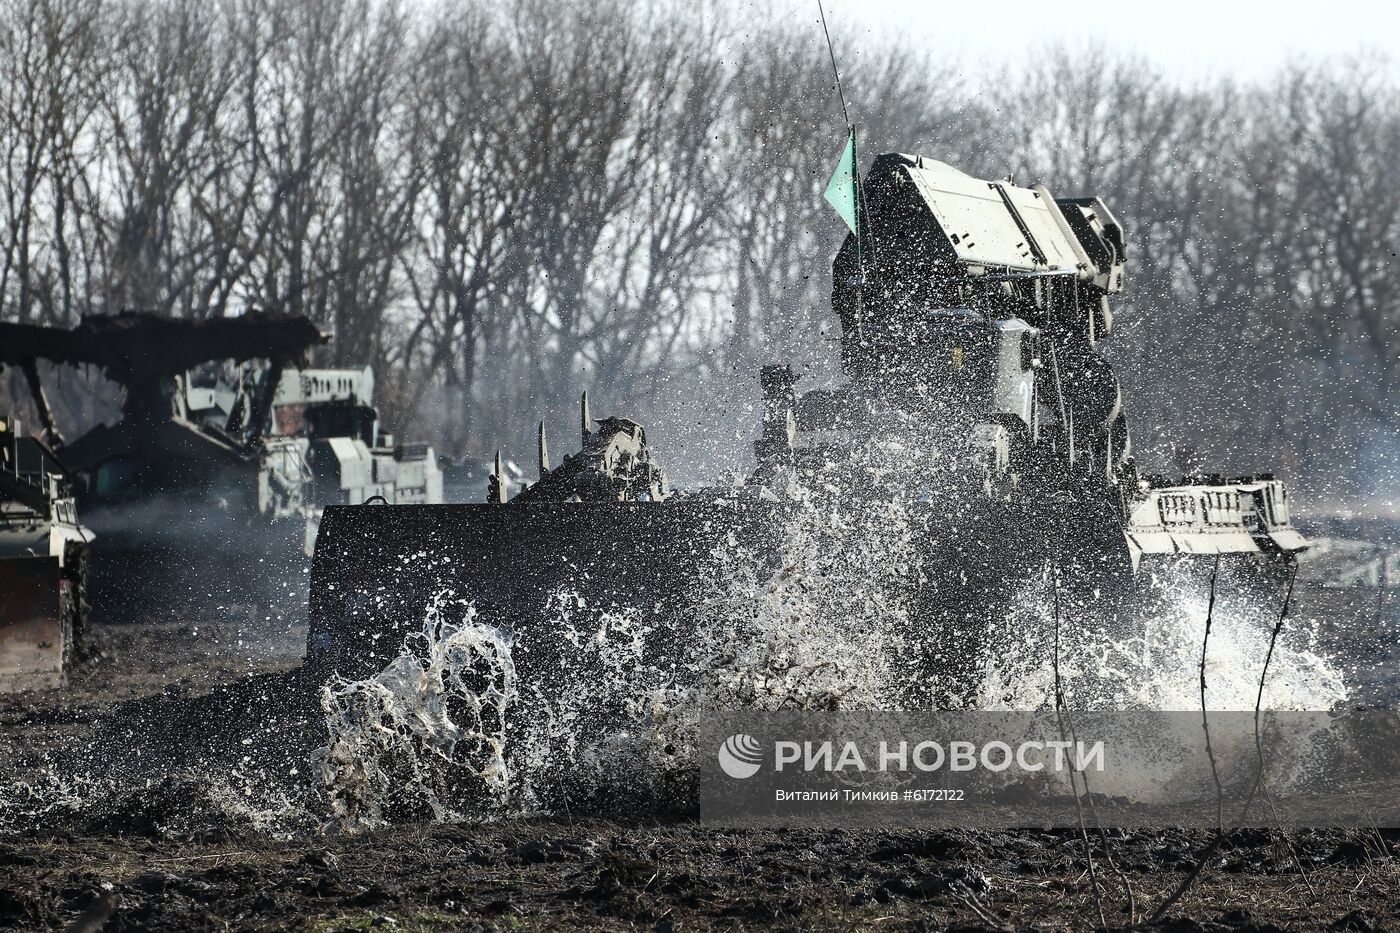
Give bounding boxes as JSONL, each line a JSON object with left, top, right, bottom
{"left": 1, "top": 0, "right": 1395, "bottom": 501}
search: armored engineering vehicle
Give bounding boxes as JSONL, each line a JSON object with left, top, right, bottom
{"left": 183, "top": 363, "right": 443, "bottom": 550}
{"left": 2, "top": 313, "right": 446, "bottom": 628}
{"left": 0, "top": 312, "right": 326, "bottom": 619}
{"left": 307, "top": 153, "right": 1307, "bottom": 706}
{"left": 0, "top": 415, "right": 88, "bottom": 692}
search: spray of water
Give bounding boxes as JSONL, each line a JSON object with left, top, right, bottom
{"left": 0, "top": 409, "right": 1359, "bottom": 835}
{"left": 316, "top": 596, "right": 514, "bottom": 829}
{"left": 312, "top": 421, "right": 1351, "bottom": 828}
{"left": 977, "top": 565, "right": 1347, "bottom": 712}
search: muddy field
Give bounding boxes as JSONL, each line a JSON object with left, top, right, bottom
{"left": 4, "top": 815, "right": 1399, "bottom": 930}
{"left": 2, "top": 585, "right": 1397, "bottom": 931}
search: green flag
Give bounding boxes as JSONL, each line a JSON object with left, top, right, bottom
{"left": 823, "top": 129, "right": 859, "bottom": 238}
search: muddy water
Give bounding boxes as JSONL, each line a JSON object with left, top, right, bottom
{"left": 0, "top": 564, "right": 1387, "bottom": 839}
{"left": 311, "top": 578, "right": 1371, "bottom": 831}
{"left": 0, "top": 567, "right": 1395, "bottom": 930}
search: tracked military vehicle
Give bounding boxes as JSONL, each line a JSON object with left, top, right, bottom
{"left": 0, "top": 312, "right": 326, "bottom": 619}
{"left": 184, "top": 362, "right": 444, "bottom": 551}
{"left": 0, "top": 415, "right": 88, "bottom": 692}
{"left": 307, "top": 153, "right": 1306, "bottom": 705}
{"left": 2, "top": 312, "right": 447, "bottom": 624}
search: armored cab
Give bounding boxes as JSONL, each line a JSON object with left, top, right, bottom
{"left": 834, "top": 154, "right": 1123, "bottom": 352}
{"left": 822, "top": 154, "right": 1130, "bottom": 485}
{"left": 794, "top": 153, "right": 1303, "bottom": 573}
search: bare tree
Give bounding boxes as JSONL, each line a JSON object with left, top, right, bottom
{"left": 97, "top": 0, "right": 240, "bottom": 317}
{"left": 0, "top": 0, "right": 1391, "bottom": 497}
{"left": 394, "top": 6, "right": 533, "bottom": 453}
{"left": 0, "top": 0, "right": 105, "bottom": 325}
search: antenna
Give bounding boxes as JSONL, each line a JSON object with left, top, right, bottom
{"left": 816, "top": 0, "right": 850, "bottom": 127}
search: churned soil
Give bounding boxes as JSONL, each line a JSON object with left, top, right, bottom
{"left": 1, "top": 819, "right": 1397, "bottom": 930}
{"left": 1, "top": 586, "right": 1396, "bottom": 931}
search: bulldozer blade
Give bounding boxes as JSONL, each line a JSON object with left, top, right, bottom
{"left": 307, "top": 501, "right": 776, "bottom": 682}
{"left": 0, "top": 556, "right": 70, "bottom": 693}
{"left": 305, "top": 496, "right": 1137, "bottom": 711}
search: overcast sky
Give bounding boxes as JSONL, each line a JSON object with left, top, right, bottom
{"left": 760, "top": 0, "right": 1394, "bottom": 83}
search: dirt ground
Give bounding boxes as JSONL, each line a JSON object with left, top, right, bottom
{"left": 2, "top": 586, "right": 1397, "bottom": 931}
{"left": 3, "top": 817, "right": 1399, "bottom": 931}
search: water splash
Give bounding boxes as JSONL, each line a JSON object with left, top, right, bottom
{"left": 0, "top": 418, "right": 1361, "bottom": 835}
{"left": 315, "top": 596, "right": 514, "bottom": 829}
{"left": 311, "top": 491, "right": 1354, "bottom": 828}
{"left": 976, "top": 563, "right": 1348, "bottom": 712}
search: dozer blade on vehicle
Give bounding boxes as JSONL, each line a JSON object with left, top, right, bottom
{"left": 303, "top": 404, "right": 1090, "bottom": 712}
{"left": 2, "top": 415, "right": 88, "bottom": 693}
{"left": 307, "top": 499, "right": 776, "bottom": 683}
{"left": 307, "top": 404, "right": 775, "bottom": 687}
{"left": 0, "top": 556, "right": 70, "bottom": 692}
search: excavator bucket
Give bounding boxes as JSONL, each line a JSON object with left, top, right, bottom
{"left": 0, "top": 556, "right": 70, "bottom": 693}
{"left": 307, "top": 500, "right": 777, "bottom": 683}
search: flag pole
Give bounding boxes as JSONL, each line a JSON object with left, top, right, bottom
{"left": 818, "top": 0, "right": 866, "bottom": 340}
{"left": 851, "top": 124, "right": 865, "bottom": 342}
